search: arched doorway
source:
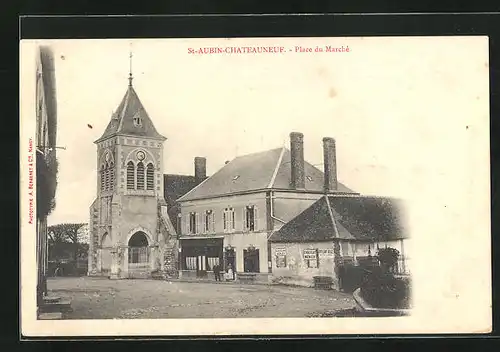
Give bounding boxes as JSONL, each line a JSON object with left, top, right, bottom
{"left": 101, "top": 233, "right": 112, "bottom": 274}
{"left": 128, "top": 231, "right": 150, "bottom": 277}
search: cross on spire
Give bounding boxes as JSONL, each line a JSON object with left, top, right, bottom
{"left": 128, "top": 49, "right": 133, "bottom": 86}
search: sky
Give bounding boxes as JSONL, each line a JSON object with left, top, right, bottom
{"left": 20, "top": 37, "right": 489, "bottom": 225}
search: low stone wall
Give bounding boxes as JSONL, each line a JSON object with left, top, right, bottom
{"left": 353, "top": 288, "right": 411, "bottom": 317}
{"left": 179, "top": 270, "right": 269, "bottom": 283}
{"left": 270, "top": 275, "right": 315, "bottom": 288}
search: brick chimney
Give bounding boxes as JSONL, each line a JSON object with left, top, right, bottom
{"left": 290, "top": 132, "right": 305, "bottom": 189}
{"left": 323, "top": 137, "right": 338, "bottom": 192}
{"left": 194, "top": 157, "right": 206, "bottom": 183}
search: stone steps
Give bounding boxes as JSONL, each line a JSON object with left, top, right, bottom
{"left": 39, "top": 298, "right": 73, "bottom": 314}
{"left": 127, "top": 270, "right": 151, "bottom": 279}
{"left": 38, "top": 312, "right": 63, "bottom": 320}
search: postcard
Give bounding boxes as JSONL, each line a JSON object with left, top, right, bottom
{"left": 20, "top": 36, "right": 491, "bottom": 336}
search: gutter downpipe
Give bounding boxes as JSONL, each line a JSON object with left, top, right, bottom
{"left": 267, "top": 191, "right": 287, "bottom": 274}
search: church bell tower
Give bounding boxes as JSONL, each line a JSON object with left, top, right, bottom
{"left": 88, "top": 53, "right": 178, "bottom": 279}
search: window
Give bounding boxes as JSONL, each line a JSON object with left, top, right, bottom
{"left": 275, "top": 247, "right": 287, "bottom": 268}
{"left": 100, "top": 165, "right": 105, "bottom": 191}
{"left": 244, "top": 205, "right": 257, "bottom": 231}
{"left": 189, "top": 212, "right": 197, "bottom": 234}
{"left": 223, "top": 208, "right": 235, "bottom": 232}
{"left": 276, "top": 255, "right": 287, "bottom": 268}
{"left": 304, "top": 249, "right": 319, "bottom": 268}
{"left": 108, "top": 162, "right": 115, "bottom": 191}
{"left": 104, "top": 165, "right": 110, "bottom": 191}
{"left": 204, "top": 210, "right": 215, "bottom": 233}
{"left": 136, "top": 162, "right": 145, "bottom": 190}
{"left": 185, "top": 256, "right": 197, "bottom": 270}
{"left": 207, "top": 257, "right": 219, "bottom": 271}
{"left": 126, "top": 161, "right": 135, "bottom": 189}
{"left": 146, "top": 163, "right": 154, "bottom": 190}
{"left": 133, "top": 112, "right": 142, "bottom": 127}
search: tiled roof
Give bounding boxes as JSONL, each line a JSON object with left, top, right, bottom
{"left": 163, "top": 174, "right": 207, "bottom": 226}
{"left": 329, "top": 196, "right": 408, "bottom": 241}
{"left": 178, "top": 147, "right": 356, "bottom": 202}
{"left": 269, "top": 195, "right": 407, "bottom": 243}
{"left": 269, "top": 197, "right": 338, "bottom": 243}
{"left": 164, "top": 174, "right": 202, "bottom": 208}
{"left": 96, "top": 84, "right": 165, "bottom": 142}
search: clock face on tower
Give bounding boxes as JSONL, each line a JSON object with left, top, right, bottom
{"left": 136, "top": 150, "right": 145, "bottom": 161}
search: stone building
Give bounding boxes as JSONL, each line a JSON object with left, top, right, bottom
{"left": 269, "top": 194, "right": 409, "bottom": 289}
{"left": 176, "top": 132, "right": 358, "bottom": 282}
{"left": 87, "top": 72, "right": 181, "bottom": 279}
{"left": 35, "top": 46, "right": 58, "bottom": 304}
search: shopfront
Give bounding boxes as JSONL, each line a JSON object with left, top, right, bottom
{"left": 179, "top": 237, "right": 223, "bottom": 278}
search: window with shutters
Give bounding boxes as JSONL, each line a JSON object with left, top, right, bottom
{"left": 146, "top": 163, "right": 154, "bottom": 190}
{"left": 136, "top": 162, "right": 145, "bottom": 190}
{"left": 244, "top": 205, "right": 257, "bottom": 231}
{"left": 189, "top": 212, "right": 197, "bottom": 234}
{"left": 223, "top": 208, "right": 235, "bottom": 233}
{"left": 204, "top": 210, "right": 215, "bottom": 233}
{"left": 126, "top": 161, "right": 135, "bottom": 190}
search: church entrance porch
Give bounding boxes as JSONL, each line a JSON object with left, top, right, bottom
{"left": 127, "top": 231, "right": 151, "bottom": 279}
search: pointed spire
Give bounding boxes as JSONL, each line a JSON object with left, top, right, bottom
{"left": 128, "top": 49, "right": 133, "bottom": 87}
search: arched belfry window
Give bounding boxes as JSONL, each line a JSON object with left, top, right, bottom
{"left": 100, "top": 164, "right": 106, "bottom": 191}
{"left": 126, "top": 161, "right": 135, "bottom": 190}
{"left": 104, "top": 162, "right": 110, "bottom": 191}
{"left": 146, "top": 163, "right": 154, "bottom": 190}
{"left": 137, "top": 162, "right": 145, "bottom": 190}
{"left": 109, "top": 162, "right": 115, "bottom": 191}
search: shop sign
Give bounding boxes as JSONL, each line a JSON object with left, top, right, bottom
{"left": 303, "top": 249, "right": 317, "bottom": 259}
{"left": 318, "top": 248, "right": 334, "bottom": 258}
{"left": 275, "top": 247, "right": 286, "bottom": 256}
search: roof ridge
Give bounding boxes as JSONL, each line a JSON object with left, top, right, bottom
{"left": 267, "top": 146, "right": 286, "bottom": 188}
{"left": 117, "top": 87, "right": 131, "bottom": 131}
{"left": 324, "top": 195, "right": 340, "bottom": 239}
{"left": 164, "top": 173, "right": 195, "bottom": 177}
{"left": 176, "top": 162, "right": 221, "bottom": 202}
{"left": 233, "top": 147, "right": 283, "bottom": 159}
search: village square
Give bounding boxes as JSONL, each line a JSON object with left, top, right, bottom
{"left": 35, "top": 45, "right": 411, "bottom": 320}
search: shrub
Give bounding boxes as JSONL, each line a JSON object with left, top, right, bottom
{"left": 360, "top": 269, "right": 411, "bottom": 309}
{"left": 341, "top": 264, "right": 365, "bottom": 293}
{"left": 377, "top": 247, "right": 400, "bottom": 273}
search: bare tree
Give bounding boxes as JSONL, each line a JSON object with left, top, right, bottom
{"left": 48, "top": 223, "right": 86, "bottom": 260}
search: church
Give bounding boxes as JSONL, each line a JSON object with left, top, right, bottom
{"left": 87, "top": 67, "right": 205, "bottom": 279}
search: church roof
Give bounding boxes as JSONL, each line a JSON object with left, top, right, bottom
{"left": 164, "top": 174, "right": 203, "bottom": 209}
{"left": 177, "top": 147, "right": 356, "bottom": 202}
{"left": 269, "top": 195, "right": 408, "bottom": 243}
{"left": 96, "top": 83, "right": 165, "bottom": 143}
{"left": 163, "top": 174, "right": 207, "bottom": 229}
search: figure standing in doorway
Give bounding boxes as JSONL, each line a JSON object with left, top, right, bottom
{"left": 226, "top": 263, "right": 234, "bottom": 281}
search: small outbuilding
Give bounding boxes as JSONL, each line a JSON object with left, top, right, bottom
{"left": 269, "top": 195, "right": 409, "bottom": 289}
